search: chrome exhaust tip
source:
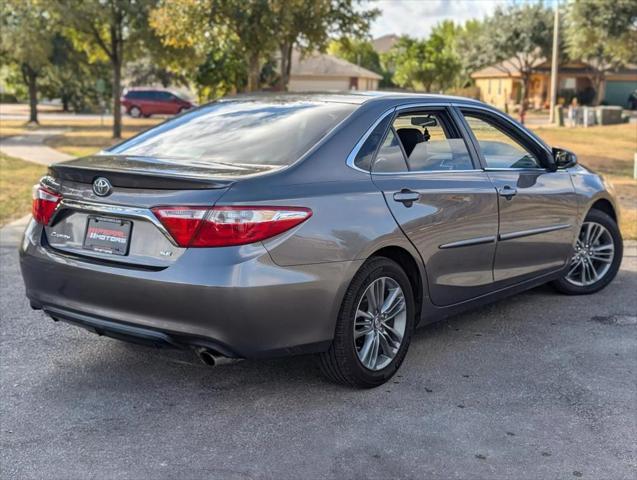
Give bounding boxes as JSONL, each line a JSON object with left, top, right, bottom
{"left": 195, "top": 348, "right": 242, "bottom": 367}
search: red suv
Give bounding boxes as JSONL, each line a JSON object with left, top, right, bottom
{"left": 121, "top": 89, "right": 194, "bottom": 117}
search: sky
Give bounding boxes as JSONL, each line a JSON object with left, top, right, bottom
{"left": 364, "top": 0, "right": 512, "bottom": 39}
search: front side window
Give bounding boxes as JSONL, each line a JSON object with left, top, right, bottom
{"left": 462, "top": 114, "right": 542, "bottom": 169}
{"left": 109, "top": 100, "right": 355, "bottom": 167}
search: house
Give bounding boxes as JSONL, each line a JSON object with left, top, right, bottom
{"left": 288, "top": 50, "right": 382, "bottom": 92}
{"left": 471, "top": 58, "right": 637, "bottom": 109}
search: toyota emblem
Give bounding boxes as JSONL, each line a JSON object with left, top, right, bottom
{"left": 92, "top": 177, "right": 112, "bottom": 197}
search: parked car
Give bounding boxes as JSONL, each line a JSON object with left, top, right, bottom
{"left": 21, "top": 93, "right": 623, "bottom": 388}
{"left": 120, "top": 88, "right": 194, "bottom": 117}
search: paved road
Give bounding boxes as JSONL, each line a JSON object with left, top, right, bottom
{"left": 1, "top": 241, "right": 636, "bottom": 479}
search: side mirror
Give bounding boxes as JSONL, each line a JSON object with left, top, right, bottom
{"left": 552, "top": 147, "right": 577, "bottom": 169}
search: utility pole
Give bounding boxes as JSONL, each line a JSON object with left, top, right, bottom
{"left": 549, "top": 1, "right": 560, "bottom": 124}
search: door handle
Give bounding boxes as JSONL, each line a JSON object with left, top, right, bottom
{"left": 497, "top": 185, "right": 517, "bottom": 200}
{"left": 393, "top": 189, "right": 420, "bottom": 207}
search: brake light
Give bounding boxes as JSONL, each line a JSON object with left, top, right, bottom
{"left": 151, "top": 206, "right": 312, "bottom": 247}
{"left": 32, "top": 185, "right": 61, "bottom": 225}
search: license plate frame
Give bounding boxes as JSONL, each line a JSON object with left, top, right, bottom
{"left": 83, "top": 216, "right": 132, "bottom": 256}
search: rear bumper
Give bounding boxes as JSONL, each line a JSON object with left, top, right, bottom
{"left": 20, "top": 221, "right": 362, "bottom": 358}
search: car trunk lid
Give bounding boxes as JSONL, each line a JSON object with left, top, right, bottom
{"left": 41, "top": 154, "right": 271, "bottom": 268}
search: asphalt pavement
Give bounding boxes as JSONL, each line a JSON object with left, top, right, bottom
{"left": 1, "top": 241, "right": 636, "bottom": 480}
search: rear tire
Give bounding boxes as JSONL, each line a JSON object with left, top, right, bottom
{"left": 551, "top": 209, "right": 622, "bottom": 295}
{"left": 319, "top": 257, "right": 415, "bottom": 388}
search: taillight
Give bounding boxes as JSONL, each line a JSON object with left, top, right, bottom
{"left": 32, "top": 185, "right": 61, "bottom": 225}
{"left": 152, "top": 206, "right": 312, "bottom": 247}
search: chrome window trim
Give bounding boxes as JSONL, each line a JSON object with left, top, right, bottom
{"left": 371, "top": 169, "right": 483, "bottom": 176}
{"left": 484, "top": 167, "right": 548, "bottom": 172}
{"left": 50, "top": 199, "right": 179, "bottom": 247}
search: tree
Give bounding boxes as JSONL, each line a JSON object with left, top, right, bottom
{"left": 272, "top": 0, "right": 379, "bottom": 90}
{"left": 486, "top": 3, "right": 554, "bottom": 112}
{"left": 427, "top": 21, "right": 462, "bottom": 91}
{"left": 151, "top": 0, "right": 378, "bottom": 94}
{"left": 454, "top": 19, "right": 491, "bottom": 88}
{"left": 43, "top": 33, "right": 111, "bottom": 113}
{"left": 328, "top": 37, "right": 382, "bottom": 73}
{"left": 55, "top": 0, "right": 156, "bottom": 138}
{"left": 384, "top": 31, "right": 461, "bottom": 93}
{"left": 566, "top": 0, "right": 637, "bottom": 105}
{"left": 152, "top": 0, "right": 277, "bottom": 93}
{"left": 0, "top": 0, "right": 55, "bottom": 124}
{"left": 385, "top": 37, "right": 436, "bottom": 91}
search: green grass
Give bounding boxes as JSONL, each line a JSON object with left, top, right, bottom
{"left": 0, "top": 153, "right": 47, "bottom": 227}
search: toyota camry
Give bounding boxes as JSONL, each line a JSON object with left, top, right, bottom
{"left": 20, "top": 93, "right": 623, "bottom": 388}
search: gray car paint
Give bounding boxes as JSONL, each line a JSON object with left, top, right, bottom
{"left": 19, "top": 93, "right": 621, "bottom": 359}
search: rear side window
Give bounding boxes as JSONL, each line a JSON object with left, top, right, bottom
{"left": 109, "top": 101, "right": 356, "bottom": 167}
{"left": 392, "top": 110, "right": 474, "bottom": 172}
{"left": 353, "top": 115, "right": 391, "bottom": 171}
{"left": 373, "top": 129, "right": 408, "bottom": 173}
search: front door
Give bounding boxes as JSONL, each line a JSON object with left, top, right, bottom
{"left": 370, "top": 107, "right": 499, "bottom": 306}
{"left": 458, "top": 108, "right": 578, "bottom": 284}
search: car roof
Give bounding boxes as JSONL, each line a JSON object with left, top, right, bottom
{"left": 217, "top": 91, "right": 487, "bottom": 108}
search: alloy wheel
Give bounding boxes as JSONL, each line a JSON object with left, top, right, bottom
{"left": 565, "top": 221, "right": 615, "bottom": 287}
{"left": 353, "top": 276, "right": 407, "bottom": 371}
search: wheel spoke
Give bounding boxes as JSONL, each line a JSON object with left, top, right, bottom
{"left": 378, "top": 330, "right": 397, "bottom": 357}
{"left": 358, "top": 332, "right": 375, "bottom": 366}
{"left": 356, "top": 309, "right": 373, "bottom": 321}
{"left": 366, "top": 332, "right": 380, "bottom": 369}
{"left": 381, "top": 287, "right": 400, "bottom": 314}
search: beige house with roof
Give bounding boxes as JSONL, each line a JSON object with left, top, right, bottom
{"left": 472, "top": 58, "right": 637, "bottom": 109}
{"left": 288, "top": 51, "right": 382, "bottom": 92}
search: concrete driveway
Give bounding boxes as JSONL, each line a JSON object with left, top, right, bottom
{"left": 1, "top": 240, "right": 635, "bottom": 479}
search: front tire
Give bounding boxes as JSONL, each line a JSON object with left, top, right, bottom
{"left": 319, "top": 257, "right": 415, "bottom": 388}
{"left": 552, "top": 209, "right": 623, "bottom": 295}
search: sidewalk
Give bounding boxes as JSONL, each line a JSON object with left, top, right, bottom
{"left": 0, "top": 129, "right": 73, "bottom": 165}
{"left": 0, "top": 128, "right": 75, "bottom": 245}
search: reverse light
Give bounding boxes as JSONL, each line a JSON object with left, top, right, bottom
{"left": 32, "top": 185, "right": 61, "bottom": 225}
{"left": 151, "top": 206, "right": 312, "bottom": 248}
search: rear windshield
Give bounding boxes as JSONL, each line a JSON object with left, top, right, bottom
{"left": 108, "top": 100, "right": 355, "bottom": 167}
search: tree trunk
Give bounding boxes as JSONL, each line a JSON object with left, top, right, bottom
{"left": 520, "top": 72, "right": 531, "bottom": 118}
{"left": 110, "top": 6, "right": 123, "bottom": 138}
{"left": 112, "top": 58, "right": 122, "bottom": 138}
{"left": 61, "top": 94, "right": 70, "bottom": 112}
{"left": 592, "top": 71, "right": 604, "bottom": 106}
{"left": 247, "top": 54, "right": 261, "bottom": 92}
{"left": 278, "top": 43, "right": 291, "bottom": 91}
{"left": 24, "top": 67, "right": 39, "bottom": 124}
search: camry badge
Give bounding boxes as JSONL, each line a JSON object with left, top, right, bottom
{"left": 93, "top": 177, "right": 112, "bottom": 197}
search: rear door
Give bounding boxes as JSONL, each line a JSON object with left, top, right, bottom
{"left": 370, "top": 106, "right": 499, "bottom": 306}
{"left": 457, "top": 107, "right": 578, "bottom": 284}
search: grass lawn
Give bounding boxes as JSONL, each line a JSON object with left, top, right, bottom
{"left": 531, "top": 123, "right": 637, "bottom": 240}
{"left": 0, "top": 153, "right": 47, "bottom": 227}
